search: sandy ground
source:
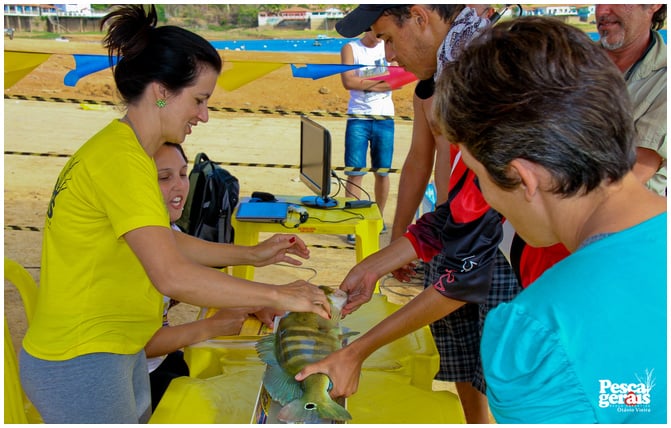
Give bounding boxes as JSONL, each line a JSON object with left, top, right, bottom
{"left": 4, "top": 39, "right": 422, "bottom": 356}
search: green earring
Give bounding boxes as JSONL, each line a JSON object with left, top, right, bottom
{"left": 156, "top": 99, "right": 167, "bottom": 108}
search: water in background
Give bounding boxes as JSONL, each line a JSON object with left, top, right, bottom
{"left": 211, "top": 37, "right": 356, "bottom": 54}
{"left": 211, "top": 30, "right": 666, "bottom": 54}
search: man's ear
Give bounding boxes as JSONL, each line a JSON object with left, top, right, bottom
{"left": 649, "top": 4, "right": 663, "bottom": 16}
{"left": 509, "top": 158, "right": 539, "bottom": 201}
{"left": 409, "top": 5, "right": 430, "bottom": 27}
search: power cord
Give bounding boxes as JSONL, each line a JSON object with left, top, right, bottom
{"left": 272, "top": 263, "right": 319, "bottom": 282}
{"left": 378, "top": 265, "right": 426, "bottom": 299}
{"left": 331, "top": 171, "right": 372, "bottom": 202}
{"left": 306, "top": 209, "right": 364, "bottom": 224}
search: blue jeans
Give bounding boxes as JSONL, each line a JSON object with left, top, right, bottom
{"left": 344, "top": 118, "right": 394, "bottom": 176}
{"left": 20, "top": 348, "right": 151, "bottom": 423}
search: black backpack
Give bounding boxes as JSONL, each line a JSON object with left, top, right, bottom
{"left": 176, "top": 152, "right": 240, "bottom": 243}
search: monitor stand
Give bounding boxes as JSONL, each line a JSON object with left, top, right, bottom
{"left": 300, "top": 195, "right": 338, "bottom": 208}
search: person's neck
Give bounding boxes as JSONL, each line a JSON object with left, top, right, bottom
{"left": 122, "top": 107, "right": 162, "bottom": 157}
{"left": 605, "top": 30, "right": 652, "bottom": 74}
{"left": 360, "top": 37, "right": 378, "bottom": 48}
{"left": 567, "top": 173, "right": 665, "bottom": 251}
{"left": 435, "top": 14, "right": 453, "bottom": 47}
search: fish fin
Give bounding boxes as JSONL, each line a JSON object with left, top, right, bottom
{"left": 262, "top": 365, "right": 303, "bottom": 406}
{"left": 340, "top": 329, "right": 360, "bottom": 342}
{"left": 277, "top": 394, "right": 352, "bottom": 423}
{"left": 255, "top": 334, "right": 278, "bottom": 366}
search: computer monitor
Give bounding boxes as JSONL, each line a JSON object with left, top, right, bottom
{"left": 299, "top": 116, "right": 337, "bottom": 208}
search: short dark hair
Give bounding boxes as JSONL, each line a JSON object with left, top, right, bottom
{"left": 383, "top": 5, "right": 464, "bottom": 27}
{"left": 435, "top": 17, "right": 636, "bottom": 197}
{"left": 101, "top": 5, "right": 222, "bottom": 105}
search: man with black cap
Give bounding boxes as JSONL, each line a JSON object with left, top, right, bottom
{"left": 297, "top": 5, "right": 521, "bottom": 423}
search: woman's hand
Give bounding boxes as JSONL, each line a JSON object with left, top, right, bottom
{"left": 207, "top": 307, "right": 255, "bottom": 336}
{"left": 275, "top": 281, "right": 330, "bottom": 319}
{"left": 251, "top": 234, "right": 310, "bottom": 267}
{"left": 251, "top": 307, "right": 284, "bottom": 328}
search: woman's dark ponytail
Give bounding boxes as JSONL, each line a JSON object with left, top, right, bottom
{"left": 100, "top": 4, "right": 222, "bottom": 105}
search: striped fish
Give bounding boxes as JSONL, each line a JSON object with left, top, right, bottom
{"left": 255, "top": 286, "right": 356, "bottom": 423}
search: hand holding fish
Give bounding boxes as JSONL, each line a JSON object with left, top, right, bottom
{"left": 339, "top": 266, "right": 379, "bottom": 317}
{"left": 251, "top": 306, "right": 284, "bottom": 328}
{"left": 206, "top": 306, "right": 258, "bottom": 336}
{"left": 294, "top": 345, "right": 365, "bottom": 399}
{"left": 250, "top": 234, "right": 310, "bottom": 267}
{"left": 275, "top": 281, "right": 331, "bottom": 319}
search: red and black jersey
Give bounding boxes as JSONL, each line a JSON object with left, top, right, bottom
{"left": 406, "top": 146, "right": 504, "bottom": 304}
{"left": 510, "top": 237, "right": 570, "bottom": 288}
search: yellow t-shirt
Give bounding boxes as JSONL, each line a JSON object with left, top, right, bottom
{"left": 23, "top": 119, "right": 170, "bottom": 360}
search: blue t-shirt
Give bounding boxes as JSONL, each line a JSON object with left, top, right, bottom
{"left": 481, "top": 213, "right": 667, "bottom": 423}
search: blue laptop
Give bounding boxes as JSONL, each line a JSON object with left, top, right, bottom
{"left": 236, "top": 201, "right": 288, "bottom": 223}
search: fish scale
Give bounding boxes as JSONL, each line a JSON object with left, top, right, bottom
{"left": 255, "top": 286, "right": 356, "bottom": 423}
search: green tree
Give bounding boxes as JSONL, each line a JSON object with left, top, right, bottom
{"left": 155, "top": 5, "right": 167, "bottom": 23}
{"left": 236, "top": 5, "right": 261, "bottom": 28}
{"left": 260, "top": 4, "right": 283, "bottom": 15}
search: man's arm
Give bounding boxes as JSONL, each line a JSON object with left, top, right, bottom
{"left": 340, "top": 43, "right": 392, "bottom": 92}
{"left": 431, "top": 129, "right": 453, "bottom": 205}
{"left": 390, "top": 93, "right": 437, "bottom": 241}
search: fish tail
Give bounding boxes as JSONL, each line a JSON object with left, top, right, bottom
{"left": 277, "top": 388, "right": 351, "bottom": 423}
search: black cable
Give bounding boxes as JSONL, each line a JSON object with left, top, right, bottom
{"left": 307, "top": 209, "right": 364, "bottom": 224}
{"left": 332, "top": 171, "right": 372, "bottom": 202}
{"left": 378, "top": 274, "right": 424, "bottom": 299}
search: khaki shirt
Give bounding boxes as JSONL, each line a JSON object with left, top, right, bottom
{"left": 627, "top": 30, "right": 667, "bottom": 195}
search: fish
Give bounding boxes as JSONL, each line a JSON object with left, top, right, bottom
{"left": 255, "top": 285, "right": 357, "bottom": 423}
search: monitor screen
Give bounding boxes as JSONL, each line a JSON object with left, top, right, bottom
{"left": 299, "top": 116, "right": 337, "bottom": 208}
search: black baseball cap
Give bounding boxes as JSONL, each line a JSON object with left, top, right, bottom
{"left": 336, "top": 5, "right": 408, "bottom": 38}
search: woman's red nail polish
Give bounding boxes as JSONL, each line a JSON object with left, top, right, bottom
{"left": 289, "top": 237, "right": 296, "bottom": 243}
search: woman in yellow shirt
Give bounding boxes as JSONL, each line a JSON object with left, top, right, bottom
{"left": 20, "top": 5, "right": 330, "bottom": 424}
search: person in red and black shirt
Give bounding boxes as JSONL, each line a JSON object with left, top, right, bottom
{"left": 295, "top": 5, "right": 521, "bottom": 423}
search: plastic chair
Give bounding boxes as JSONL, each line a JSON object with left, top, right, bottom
{"left": 4, "top": 258, "right": 38, "bottom": 323}
{"left": 5, "top": 317, "right": 28, "bottom": 423}
{"left": 4, "top": 258, "right": 42, "bottom": 423}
